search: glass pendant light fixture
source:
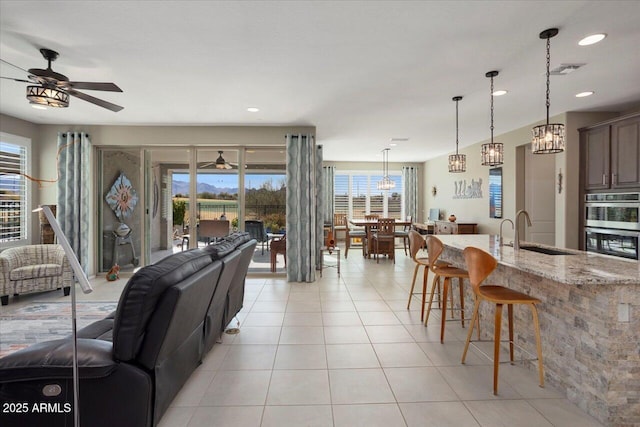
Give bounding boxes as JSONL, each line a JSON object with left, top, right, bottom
{"left": 377, "top": 148, "right": 395, "bottom": 190}
{"left": 448, "top": 96, "right": 466, "bottom": 173}
{"left": 532, "top": 28, "right": 565, "bottom": 154}
{"left": 481, "top": 71, "right": 504, "bottom": 166}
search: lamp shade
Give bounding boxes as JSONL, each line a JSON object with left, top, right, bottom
{"left": 448, "top": 154, "right": 466, "bottom": 173}
{"left": 532, "top": 123, "right": 565, "bottom": 154}
{"left": 481, "top": 142, "right": 504, "bottom": 167}
{"left": 26, "top": 85, "right": 69, "bottom": 108}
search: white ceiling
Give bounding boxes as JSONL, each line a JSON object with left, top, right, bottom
{"left": 1, "top": 1, "right": 639, "bottom": 162}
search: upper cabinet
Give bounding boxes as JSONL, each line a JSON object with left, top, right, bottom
{"left": 582, "top": 113, "right": 640, "bottom": 191}
{"left": 611, "top": 116, "right": 640, "bottom": 189}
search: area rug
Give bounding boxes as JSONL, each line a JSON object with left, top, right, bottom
{"left": 0, "top": 301, "right": 117, "bottom": 358}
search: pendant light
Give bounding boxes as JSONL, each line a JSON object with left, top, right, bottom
{"left": 532, "top": 28, "right": 565, "bottom": 154}
{"left": 448, "top": 96, "right": 466, "bottom": 173}
{"left": 481, "top": 71, "right": 504, "bottom": 166}
{"left": 377, "top": 148, "right": 395, "bottom": 190}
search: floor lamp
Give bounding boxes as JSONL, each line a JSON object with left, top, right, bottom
{"left": 33, "top": 206, "right": 93, "bottom": 427}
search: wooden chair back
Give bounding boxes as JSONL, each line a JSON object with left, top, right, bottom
{"left": 334, "top": 213, "right": 347, "bottom": 227}
{"left": 376, "top": 218, "right": 396, "bottom": 236}
{"left": 408, "top": 230, "right": 425, "bottom": 261}
{"left": 462, "top": 246, "right": 498, "bottom": 294}
{"left": 426, "top": 236, "right": 444, "bottom": 272}
{"left": 364, "top": 214, "right": 379, "bottom": 221}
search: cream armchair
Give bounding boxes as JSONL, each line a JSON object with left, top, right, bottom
{"left": 0, "top": 244, "right": 73, "bottom": 305}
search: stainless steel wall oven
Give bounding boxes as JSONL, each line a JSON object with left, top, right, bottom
{"left": 584, "top": 193, "right": 639, "bottom": 260}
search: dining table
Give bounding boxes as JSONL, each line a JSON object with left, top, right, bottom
{"left": 348, "top": 218, "right": 412, "bottom": 258}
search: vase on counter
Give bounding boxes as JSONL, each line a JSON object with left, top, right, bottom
{"left": 448, "top": 214, "right": 457, "bottom": 222}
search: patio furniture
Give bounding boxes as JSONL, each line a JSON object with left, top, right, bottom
{"left": 270, "top": 235, "right": 286, "bottom": 272}
{"left": 245, "top": 220, "right": 269, "bottom": 254}
{"left": 199, "top": 219, "right": 230, "bottom": 244}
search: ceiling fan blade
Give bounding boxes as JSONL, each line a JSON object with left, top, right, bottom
{"left": 64, "top": 88, "right": 124, "bottom": 112}
{"left": 66, "top": 81, "right": 123, "bottom": 92}
{"left": 0, "top": 76, "right": 31, "bottom": 83}
{"left": 225, "top": 163, "right": 233, "bottom": 170}
{"left": 0, "top": 58, "right": 29, "bottom": 73}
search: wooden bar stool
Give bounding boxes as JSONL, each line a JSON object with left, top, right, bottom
{"left": 424, "top": 236, "right": 472, "bottom": 343}
{"left": 461, "top": 246, "right": 544, "bottom": 395}
{"left": 406, "top": 230, "right": 447, "bottom": 321}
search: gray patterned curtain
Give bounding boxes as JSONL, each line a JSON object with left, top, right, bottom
{"left": 322, "top": 166, "right": 335, "bottom": 226}
{"left": 402, "top": 166, "right": 418, "bottom": 221}
{"left": 57, "top": 132, "right": 91, "bottom": 271}
{"left": 286, "top": 134, "right": 322, "bottom": 282}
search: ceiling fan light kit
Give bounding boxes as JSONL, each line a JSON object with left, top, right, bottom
{"left": 26, "top": 85, "right": 69, "bottom": 108}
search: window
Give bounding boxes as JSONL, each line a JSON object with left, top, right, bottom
{"left": 1, "top": 133, "right": 31, "bottom": 246}
{"left": 334, "top": 171, "right": 403, "bottom": 219}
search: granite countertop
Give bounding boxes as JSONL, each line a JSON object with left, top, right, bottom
{"left": 434, "top": 234, "right": 640, "bottom": 286}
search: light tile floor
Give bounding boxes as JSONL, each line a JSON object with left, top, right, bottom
{"left": 158, "top": 248, "right": 604, "bottom": 427}
{"left": 0, "top": 246, "right": 605, "bottom": 427}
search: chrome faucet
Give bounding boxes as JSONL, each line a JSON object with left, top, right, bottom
{"left": 499, "top": 218, "right": 514, "bottom": 246}
{"left": 514, "top": 210, "right": 532, "bottom": 250}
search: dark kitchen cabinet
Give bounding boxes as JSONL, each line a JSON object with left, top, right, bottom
{"left": 611, "top": 116, "right": 640, "bottom": 189}
{"left": 582, "top": 125, "right": 610, "bottom": 190}
{"left": 581, "top": 113, "right": 640, "bottom": 191}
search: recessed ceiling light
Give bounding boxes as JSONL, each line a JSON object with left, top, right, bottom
{"left": 492, "top": 90, "right": 507, "bottom": 96}
{"left": 31, "top": 104, "right": 47, "bottom": 110}
{"left": 579, "top": 33, "right": 606, "bottom": 46}
{"left": 247, "top": 107, "right": 259, "bottom": 112}
{"left": 389, "top": 143, "right": 397, "bottom": 147}
{"left": 576, "top": 91, "right": 594, "bottom": 98}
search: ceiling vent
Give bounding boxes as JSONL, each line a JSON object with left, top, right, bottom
{"left": 550, "top": 63, "right": 585, "bottom": 75}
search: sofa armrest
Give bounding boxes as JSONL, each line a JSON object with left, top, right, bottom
{"left": 0, "top": 339, "right": 116, "bottom": 383}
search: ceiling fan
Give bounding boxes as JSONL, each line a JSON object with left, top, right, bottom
{"left": 0, "top": 47, "right": 123, "bottom": 112}
{"left": 198, "top": 151, "right": 235, "bottom": 170}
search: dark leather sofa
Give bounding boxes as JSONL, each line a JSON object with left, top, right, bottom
{"left": 0, "top": 233, "right": 256, "bottom": 427}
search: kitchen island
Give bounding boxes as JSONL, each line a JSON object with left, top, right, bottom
{"left": 434, "top": 234, "right": 639, "bottom": 427}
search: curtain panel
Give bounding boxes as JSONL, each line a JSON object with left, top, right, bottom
{"left": 285, "top": 134, "right": 322, "bottom": 282}
{"left": 402, "top": 166, "right": 418, "bottom": 221}
{"left": 57, "top": 132, "right": 91, "bottom": 272}
{"left": 322, "top": 166, "right": 335, "bottom": 226}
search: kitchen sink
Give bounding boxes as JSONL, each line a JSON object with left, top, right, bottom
{"left": 520, "top": 245, "right": 574, "bottom": 256}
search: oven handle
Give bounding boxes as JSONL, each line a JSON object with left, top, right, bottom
{"left": 584, "top": 202, "right": 640, "bottom": 208}
{"left": 585, "top": 227, "right": 640, "bottom": 237}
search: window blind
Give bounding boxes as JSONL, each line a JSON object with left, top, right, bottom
{"left": 0, "top": 142, "right": 27, "bottom": 243}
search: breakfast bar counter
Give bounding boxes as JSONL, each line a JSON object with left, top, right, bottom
{"left": 433, "top": 234, "right": 639, "bottom": 426}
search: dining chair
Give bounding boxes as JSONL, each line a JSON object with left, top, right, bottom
{"left": 424, "top": 235, "right": 472, "bottom": 342}
{"left": 394, "top": 215, "right": 412, "bottom": 256}
{"left": 363, "top": 214, "right": 379, "bottom": 258}
{"left": 406, "top": 230, "right": 448, "bottom": 321}
{"left": 270, "top": 235, "right": 286, "bottom": 272}
{"left": 333, "top": 213, "right": 347, "bottom": 243}
{"left": 372, "top": 218, "right": 396, "bottom": 263}
{"left": 344, "top": 221, "right": 366, "bottom": 259}
{"left": 461, "top": 246, "right": 544, "bottom": 395}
